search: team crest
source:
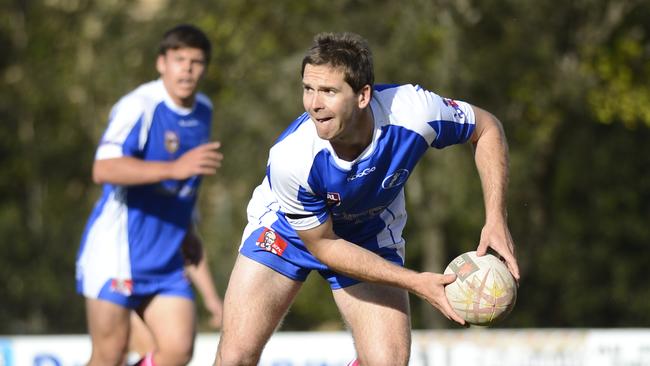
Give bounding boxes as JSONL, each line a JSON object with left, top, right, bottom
{"left": 255, "top": 228, "right": 287, "bottom": 256}
{"left": 164, "top": 130, "right": 179, "bottom": 153}
{"left": 110, "top": 278, "right": 133, "bottom": 296}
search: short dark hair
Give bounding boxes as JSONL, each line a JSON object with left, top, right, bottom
{"left": 158, "top": 24, "right": 212, "bottom": 62}
{"left": 301, "top": 32, "right": 374, "bottom": 93}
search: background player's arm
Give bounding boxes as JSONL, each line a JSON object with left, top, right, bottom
{"left": 296, "top": 219, "right": 465, "bottom": 325}
{"left": 469, "top": 105, "right": 520, "bottom": 280}
{"left": 93, "top": 141, "right": 222, "bottom": 185}
{"left": 182, "top": 230, "right": 223, "bottom": 329}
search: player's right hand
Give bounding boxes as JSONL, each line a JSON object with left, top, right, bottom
{"left": 418, "top": 272, "right": 466, "bottom": 326}
{"left": 171, "top": 141, "right": 223, "bottom": 179}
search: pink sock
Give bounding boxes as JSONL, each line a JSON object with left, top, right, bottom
{"left": 141, "top": 352, "right": 156, "bottom": 366}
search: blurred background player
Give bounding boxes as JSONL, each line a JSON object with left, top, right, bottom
{"left": 126, "top": 230, "right": 223, "bottom": 363}
{"left": 214, "top": 32, "right": 519, "bottom": 366}
{"left": 75, "top": 24, "right": 223, "bottom": 366}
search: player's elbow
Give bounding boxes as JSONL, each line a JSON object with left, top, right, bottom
{"left": 92, "top": 161, "right": 109, "bottom": 184}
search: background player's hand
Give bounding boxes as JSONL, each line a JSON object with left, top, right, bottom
{"left": 204, "top": 297, "right": 223, "bottom": 329}
{"left": 476, "top": 220, "right": 520, "bottom": 282}
{"left": 417, "top": 272, "right": 466, "bottom": 325}
{"left": 171, "top": 141, "right": 223, "bottom": 179}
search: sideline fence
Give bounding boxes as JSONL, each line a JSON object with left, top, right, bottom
{"left": 1, "top": 329, "right": 649, "bottom": 365}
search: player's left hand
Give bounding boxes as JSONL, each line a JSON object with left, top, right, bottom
{"left": 476, "top": 220, "right": 520, "bottom": 282}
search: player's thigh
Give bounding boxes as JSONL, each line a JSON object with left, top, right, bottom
{"left": 333, "top": 282, "right": 411, "bottom": 366}
{"left": 218, "top": 255, "right": 302, "bottom": 359}
{"left": 86, "top": 298, "right": 131, "bottom": 360}
{"left": 142, "top": 295, "right": 196, "bottom": 356}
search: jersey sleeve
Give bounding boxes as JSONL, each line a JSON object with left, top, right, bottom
{"left": 428, "top": 95, "right": 476, "bottom": 149}
{"left": 384, "top": 84, "right": 476, "bottom": 149}
{"left": 267, "top": 138, "right": 329, "bottom": 231}
{"left": 95, "top": 95, "right": 148, "bottom": 160}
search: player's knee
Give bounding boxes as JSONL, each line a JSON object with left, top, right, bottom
{"left": 216, "top": 343, "right": 261, "bottom": 366}
{"left": 89, "top": 345, "right": 128, "bottom": 366}
{"left": 158, "top": 342, "right": 194, "bottom": 365}
{"left": 89, "top": 336, "right": 129, "bottom": 366}
{"left": 357, "top": 346, "right": 409, "bottom": 366}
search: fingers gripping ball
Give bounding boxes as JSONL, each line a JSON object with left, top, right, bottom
{"left": 444, "top": 251, "right": 517, "bottom": 326}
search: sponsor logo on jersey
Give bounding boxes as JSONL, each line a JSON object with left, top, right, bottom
{"left": 443, "top": 98, "right": 466, "bottom": 119}
{"left": 110, "top": 278, "right": 133, "bottom": 296}
{"left": 333, "top": 205, "right": 386, "bottom": 224}
{"left": 382, "top": 169, "right": 409, "bottom": 189}
{"left": 347, "top": 166, "right": 376, "bottom": 182}
{"left": 255, "top": 228, "right": 287, "bottom": 256}
{"left": 178, "top": 119, "right": 199, "bottom": 127}
{"left": 327, "top": 192, "right": 341, "bottom": 207}
{"left": 164, "top": 130, "right": 179, "bottom": 153}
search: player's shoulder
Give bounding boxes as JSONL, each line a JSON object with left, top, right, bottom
{"left": 271, "top": 117, "right": 318, "bottom": 158}
{"left": 269, "top": 114, "right": 326, "bottom": 174}
{"left": 374, "top": 83, "right": 440, "bottom": 105}
{"left": 373, "top": 83, "right": 449, "bottom": 121}
{"left": 195, "top": 92, "right": 213, "bottom": 111}
{"left": 113, "top": 80, "right": 164, "bottom": 114}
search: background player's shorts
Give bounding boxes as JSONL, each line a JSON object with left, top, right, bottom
{"left": 239, "top": 226, "right": 405, "bottom": 290}
{"left": 78, "top": 270, "right": 194, "bottom": 309}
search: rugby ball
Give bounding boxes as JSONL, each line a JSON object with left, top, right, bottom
{"left": 444, "top": 251, "right": 517, "bottom": 326}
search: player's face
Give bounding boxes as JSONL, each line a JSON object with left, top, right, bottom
{"left": 157, "top": 47, "right": 207, "bottom": 108}
{"left": 302, "top": 64, "right": 369, "bottom": 144}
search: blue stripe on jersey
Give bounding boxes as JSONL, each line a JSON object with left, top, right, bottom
{"left": 428, "top": 119, "right": 474, "bottom": 148}
{"left": 374, "top": 84, "right": 400, "bottom": 92}
{"left": 296, "top": 185, "right": 328, "bottom": 224}
{"left": 122, "top": 117, "right": 144, "bottom": 157}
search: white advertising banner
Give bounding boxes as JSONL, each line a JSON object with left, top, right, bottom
{"left": 1, "top": 329, "right": 649, "bottom": 366}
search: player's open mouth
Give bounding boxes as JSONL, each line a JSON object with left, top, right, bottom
{"left": 178, "top": 78, "right": 195, "bottom": 86}
{"left": 315, "top": 117, "right": 332, "bottom": 123}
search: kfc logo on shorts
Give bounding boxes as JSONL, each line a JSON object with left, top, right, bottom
{"left": 255, "top": 228, "right": 287, "bottom": 256}
{"left": 110, "top": 278, "right": 133, "bottom": 296}
{"left": 165, "top": 130, "right": 179, "bottom": 153}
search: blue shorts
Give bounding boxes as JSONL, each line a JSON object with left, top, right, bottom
{"left": 239, "top": 226, "right": 405, "bottom": 290}
{"left": 81, "top": 270, "right": 194, "bottom": 310}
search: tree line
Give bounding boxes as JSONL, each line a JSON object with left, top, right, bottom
{"left": 1, "top": 0, "right": 648, "bottom": 333}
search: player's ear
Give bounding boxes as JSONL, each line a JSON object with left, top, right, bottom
{"left": 156, "top": 54, "right": 166, "bottom": 75}
{"left": 358, "top": 84, "right": 372, "bottom": 108}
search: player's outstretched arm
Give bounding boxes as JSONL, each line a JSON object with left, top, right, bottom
{"left": 298, "top": 219, "right": 465, "bottom": 325}
{"left": 93, "top": 141, "right": 223, "bottom": 185}
{"left": 469, "top": 106, "right": 520, "bottom": 281}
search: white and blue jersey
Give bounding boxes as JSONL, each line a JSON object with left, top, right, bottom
{"left": 239, "top": 84, "right": 475, "bottom": 289}
{"left": 76, "top": 79, "right": 212, "bottom": 307}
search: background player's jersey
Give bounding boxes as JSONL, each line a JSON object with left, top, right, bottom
{"left": 244, "top": 84, "right": 475, "bottom": 263}
{"left": 76, "top": 79, "right": 212, "bottom": 298}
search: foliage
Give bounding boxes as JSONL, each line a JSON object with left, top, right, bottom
{"left": 0, "top": 0, "right": 648, "bottom": 334}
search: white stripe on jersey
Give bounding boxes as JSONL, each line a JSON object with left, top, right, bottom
{"left": 76, "top": 189, "right": 131, "bottom": 297}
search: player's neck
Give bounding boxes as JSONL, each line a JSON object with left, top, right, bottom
{"left": 331, "top": 109, "right": 374, "bottom": 161}
{"left": 173, "top": 95, "right": 196, "bottom": 109}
